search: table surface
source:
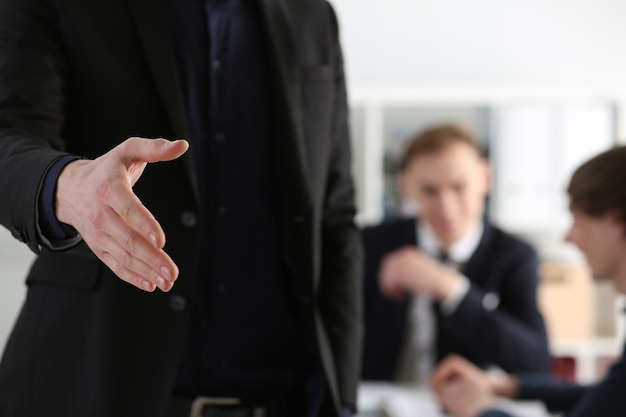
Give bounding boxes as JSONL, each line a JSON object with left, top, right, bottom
{"left": 355, "top": 382, "right": 552, "bottom": 417}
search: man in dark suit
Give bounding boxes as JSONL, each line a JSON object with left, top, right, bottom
{"left": 362, "top": 124, "right": 550, "bottom": 383}
{"left": 0, "top": 1, "right": 362, "bottom": 417}
{"left": 432, "top": 145, "right": 626, "bottom": 417}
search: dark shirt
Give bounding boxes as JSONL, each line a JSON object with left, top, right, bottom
{"left": 38, "top": 155, "right": 80, "bottom": 239}
{"left": 164, "top": 0, "right": 314, "bottom": 399}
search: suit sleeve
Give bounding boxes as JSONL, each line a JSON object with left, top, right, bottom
{"left": 479, "top": 411, "right": 515, "bottom": 417}
{"left": 316, "top": 1, "right": 363, "bottom": 410}
{"left": 360, "top": 223, "right": 413, "bottom": 381}
{"left": 478, "top": 374, "right": 589, "bottom": 417}
{"left": 512, "top": 349, "right": 626, "bottom": 416}
{"left": 515, "top": 374, "right": 588, "bottom": 413}
{"left": 0, "top": 0, "right": 77, "bottom": 252}
{"left": 439, "top": 245, "right": 551, "bottom": 374}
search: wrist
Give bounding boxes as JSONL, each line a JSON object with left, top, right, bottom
{"left": 434, "top": 269, "right": 462, "bottom": 301}
{"left": 55, "top": 159, "right": 90, "bottom": 225}
{"left": 439, "top": 275, "right": 470, "bottom": 315}
{"left": 468, "top": 397, "right": 499, "bottom": 417}
{"left": 38, "top": 155, "right": 82, "bottom": 239}
{"left": 490, "top": 374, "right": 519, "bottom": 399}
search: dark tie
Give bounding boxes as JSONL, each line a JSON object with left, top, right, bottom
{"left": 437, "top": 250, "right": 451, "bottom": 266}
{"left": 438, "top": 250, "right": 463, "bottom": 271}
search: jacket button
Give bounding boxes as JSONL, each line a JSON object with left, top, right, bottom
{"left": 10, "top": 228, "right": 27, "bottom": 243}
{"left": 482, "top": 292, "right": 500, "bottom": 311}
{"left": 169, "top": 294, "right": 187, "bottom": 312}
{"left": 292, "top": 215, "right": 304, "bottom": 223}
{"left": 180, "top": 211, "right": 197, "bottom": 228}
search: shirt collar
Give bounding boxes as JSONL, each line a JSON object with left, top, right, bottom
{"left": 417, "top": 219, "right": 484, "bottom": 265}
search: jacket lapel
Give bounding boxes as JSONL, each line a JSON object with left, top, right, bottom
{"left": 462, "top": 220, "right": 492, "bottom": 284}
{"left": 258, "top": 0, "right": 312, "bottom": 207}
{"left": 126, "top": 0, "right": 199, "bottom": 205}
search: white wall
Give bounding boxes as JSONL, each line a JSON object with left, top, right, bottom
{"left": 0, "top": 228, "right": 32, "bottom": 352}
{"left": 3, "top": 0, "right": 626, "bottom": 354}
{"left": 332, "top": 0, "right": 626, "bottom": 88}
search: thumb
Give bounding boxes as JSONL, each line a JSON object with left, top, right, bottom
{"left": 118, "top": 137, "right": 189, "bottom": 165}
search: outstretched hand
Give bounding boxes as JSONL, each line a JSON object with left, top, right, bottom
{"left": 55, "top": 137, "right": 189, "bottom": 292}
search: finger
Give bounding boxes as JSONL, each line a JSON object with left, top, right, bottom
{"left": 431, "top": 356, "right": 464, "bottom": 393}
{"left": 440, "top": 380, "right": 463, "bottom": 408}
{"left": 447, "top": 354, "right": 480, "bottom": 374}
{"left": 400, "top": 244, "right": 419, "bottom": 256}
{"left": 433, "top": 381, "right": 456, "bottom": 416}
{"left": 98, "top": 250, "right": 159, "bottom": 292}
{"left": 90, "top": 206, "right": 178, "bottom": 289}
{"left": 379, "top": 254, "right": 397, "bottom": 287}
{"left": 379, "top": 265, "right": 400, "bottom": 299}
{"left": 380, "top": 258, "right": 413, "bottom": 300}
{"left": 81, "top": 212, "right": 177, "bottom": 292}
{"left": 105, "top": 177, "right": 167, "bottom": 248}
{"left": 98, "top": 245, "right": 176, "bottom": 293}
{"left": 119, "top": 137, "right": 189, "bottom": 165}
{"left": 110, "top": 211, "right": 178, "bottom": 283}
{"left": 431, "top": 371, "right": 452, "bottom": 396}
{"left": 434, "top": 354, "right": 481, "bottom": 394}
{"left": 382, "top": 283, "right": 404, "bottom": 300}
{"left": 96, "top": 229, "right": 176, "bottom": 291}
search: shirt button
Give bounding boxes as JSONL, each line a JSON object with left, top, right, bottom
{"left": 217, "top": 283, "right": 226, "bottom": 295}
{"left": 180, "top": 211, "right": 197, "bottom": 228}
{"left": 220, "top": 358, "right": 229, "bottom": 368}
{"left": 169, "top": 294, "right": 187, "bottom": 312}
{"left": 218, "top": 205, "right": 227, "bottom": 216}
{"left": 214, "top": 132, "right": 225, "bottom": 143}
{"left": 212, "top": 59, "right": 221, "bottom": 71}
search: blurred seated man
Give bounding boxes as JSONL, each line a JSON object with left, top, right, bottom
{"left": 431, "top": 145, "right": 626, "bottom": 417}
{"left": 361, "top": 124, "right": 550, "bottom": 384}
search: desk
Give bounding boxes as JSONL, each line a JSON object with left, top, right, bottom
{"left": 356, "top": 382, "right": 551, "bottom": 417}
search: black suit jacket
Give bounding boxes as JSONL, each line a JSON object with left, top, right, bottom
{"left": 361, "top": 218, "right": 550, "bottom": 381}
{"left": 0, "top": 1, "right": 362, "bottom": 416}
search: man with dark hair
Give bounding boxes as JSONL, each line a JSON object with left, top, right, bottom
{"left": 432, "top": 145, "right": 626, "bottom": 417}
{"left": 362, "top": 123, "right": 550, "bottom": 384}
{"left": 0, "top": 1, "right": 362, "bottom": 416}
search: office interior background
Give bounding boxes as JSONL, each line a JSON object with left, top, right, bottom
{"left": 2, "top": 0, "right": 626, "bottom": 383}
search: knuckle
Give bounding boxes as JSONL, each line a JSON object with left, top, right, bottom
{"left": 94, "top": 180, "right": 112, "bottom": 200}
{"left": 117, "top": 249, "right": 132, "bottom": 268}
{"left": 118, "top": 203, "right": 133, "bottom": 221}
{"left": 102, "top": 253, "right": 123, "bottom": 276}
{"left": 126, "top": 137, "right": 141, "bottom": 147}
{"left": 149, "top": 252, "right": 164, "bottom": 269}
{"left": 152, "top": 138, "right": 168, "bottom": 149}
{"left": 131, "top": 272, "right": 146, "bottom": 287}
{"left": 148, "top": 266, "right": 160, "bottom": 281}
{"left": 121, "top": 232, "right": 137, "bottom": 250}
{"left": 100, "top": 251, "right": 147, "bottom": 289}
